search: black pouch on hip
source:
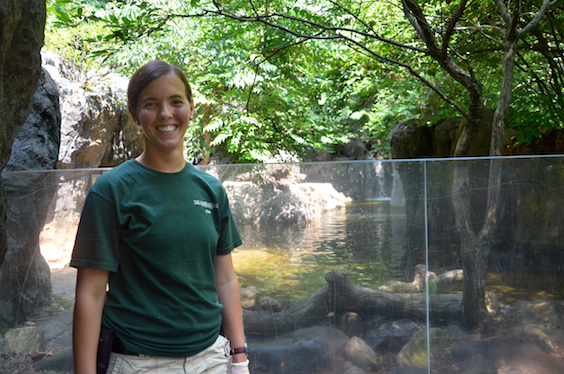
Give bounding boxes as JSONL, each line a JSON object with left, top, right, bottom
{"left": 97, "top": 328, "right": 115, "bottom": 374}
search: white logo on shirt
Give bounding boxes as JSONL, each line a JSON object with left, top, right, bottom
{"left": 194, "top": 200, "right": 219, "bottom": 215}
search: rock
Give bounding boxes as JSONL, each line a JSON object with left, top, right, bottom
{"left": 224, "top": 172, "right": 351, "bottom": 225}
{"left": 3, "top": 326, "right": 46, "bottom": 356}
{"left": 390, "top": 119, "right": 432, "bottom": 159}
{"left": 339, "top": 312, "right": 364, "bottom": 337}
{"left": 513, "top": 300, "right": 564, "bottom": 349}
{"left": 0, "top": 0, "right": 46, "bottom": 291}
{"left": 344, "top": 365, "right": 367, "bottom": 374}
{"left": 35, "top": 52, "right": 143, "bottom": 262}
{"left": 257, "top": 296, "right": 282, "bottom": 312}
{"left": 339, "top": 138, "right": 369, "bottom": 160}
{"left": 249, "top": 326, "right": 349, "bottom": 374}
{"left": 343, "top": 336, "right": 378, "bottom": 372}
{"left": 450, "top": 331, "right": 564, "bottom": 374}
{"left": 240, "top": 286, "right": 259, "bottom": 309}
{"left": 33, "top": 348, "right": 73, "bottom": 372}
{"left": 0, "top": 67, "right": 61, "bottom": 327}
{"left": 41, "top": 50, "right": 143, "bottom": 169}
{"left": 396, "top": 328, "right": 449, "bottom": 368}
{"left": 365, "top": 320, "right": 421, "bottom": 354}
{"left": 34, "top": 308, "right": 73, "bottom": 351}
{"left": 522, "top": 324, "right": 557, "bottom": 352}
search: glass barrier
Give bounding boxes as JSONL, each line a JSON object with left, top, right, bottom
{"left": 1, "top": 156, "right": 563, "bottom": 374}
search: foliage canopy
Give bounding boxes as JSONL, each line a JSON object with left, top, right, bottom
{"left": 45, "top": 0, "right": 564, "bottom": 162}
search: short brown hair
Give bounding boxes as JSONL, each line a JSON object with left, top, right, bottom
{"left": 127, "top": 60, "right": 193, "bottom": 112}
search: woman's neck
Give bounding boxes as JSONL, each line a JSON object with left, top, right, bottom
{"left": 135, "top": 151, "right": 186, "bottom": 173}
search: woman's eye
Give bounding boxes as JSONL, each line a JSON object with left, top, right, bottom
{"left": 144, "top": 102, "right": 157, "bottom": 108}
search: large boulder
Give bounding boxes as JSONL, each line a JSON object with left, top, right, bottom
{"left": 41, "top": 50, "right": 143, "bottom": 169}
{"left": 0, "top": 68, "right": 61, "bottom": 327}
{"left": 2, "top": 326, "right": 46, "bottom": 356}
{"left": 224, "top": 165, "right": 350, "bottom": 226}
{"left": 249, "top": 326, "right": 349, "bottom": 374}
{"left": 364, "top": 320, "right": 421, "bottom": 354}
{"left": 38, "top": 52, "right": 144, "bottom": 255}
{"left": 396, "top": 328, "right": 449, "bottom": 368}
{"left": 0, "top": 0, "right": 46, "bottom": 268}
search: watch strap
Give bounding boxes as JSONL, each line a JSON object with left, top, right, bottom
{"left": 230, "top": 346, "right": 247, "bottom": 356}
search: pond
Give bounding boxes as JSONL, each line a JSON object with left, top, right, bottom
{"left": 233, "top": 201, "right": 406, "bottom": 300}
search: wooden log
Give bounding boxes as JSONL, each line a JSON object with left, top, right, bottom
{"left": 326, "top": 270, "right": 462, "bottom": 321}
{"left": 243, "top": 270, "right": 463, "bottom": 337}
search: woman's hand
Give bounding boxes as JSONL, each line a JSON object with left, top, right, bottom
{"left": 228, "top": 358, "right": 250, "bottom": 374}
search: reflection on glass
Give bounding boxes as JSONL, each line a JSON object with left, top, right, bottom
{"left": 0, "top": 156, "right": 563, "bottom": 374}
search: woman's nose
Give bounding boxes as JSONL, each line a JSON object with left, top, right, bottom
{"left": 159, "top": 104, "right": 172, "bottom": 119}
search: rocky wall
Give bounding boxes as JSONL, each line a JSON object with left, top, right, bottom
{"left": 0, "top": 68, "right": 61, "bottom": 327}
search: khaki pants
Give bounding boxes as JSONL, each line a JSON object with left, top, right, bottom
{"left": 106, "top": 335, "right": 230, "bottom": 374}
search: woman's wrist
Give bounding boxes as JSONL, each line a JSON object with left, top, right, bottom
{"left": 232, "top": 352, "right": 248, "bottom": 363}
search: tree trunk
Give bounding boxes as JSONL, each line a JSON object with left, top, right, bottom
{"left": 243, "top": 271, "right": 462, "bottom": 338}
{"left": 201, "top": 102, "right": 213, "bottom": 165}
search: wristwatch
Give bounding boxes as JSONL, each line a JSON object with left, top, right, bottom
{"left": 230, "top": 344, "right": 248, "bottom": 356}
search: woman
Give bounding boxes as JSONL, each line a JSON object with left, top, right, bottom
{"left": 71, "top": 60, "right": 249, "bottom": 374}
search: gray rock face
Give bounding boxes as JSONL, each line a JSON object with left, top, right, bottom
{"left": 224, "top": 169, "right": 350, "bottom": 226}
{"left": 42, "top": 50, "right": 143, "bottom": 169}
{"left": 0, "top": 68, "right": 61, "bottom": 327}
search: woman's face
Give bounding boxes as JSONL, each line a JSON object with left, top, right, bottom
{"left": 131, "top": 72, "right": 194, "bottom": 157}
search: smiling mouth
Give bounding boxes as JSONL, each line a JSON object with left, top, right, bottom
{"left": 157, "top": 125, "right": 176, "bottom": 133}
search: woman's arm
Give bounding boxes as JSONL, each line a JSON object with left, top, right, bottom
{"left": 215, "top": 253, "right": 247, "bottom": 364}
{"left": 73, "top": 267, "right": 110, "bottom": 374}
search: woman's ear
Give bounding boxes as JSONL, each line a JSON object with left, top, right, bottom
{"left": 129, "top": 105, "right": 139, "bottom": 124}
{"left": 189, "top": 99, "right": 195, "bottom": 121}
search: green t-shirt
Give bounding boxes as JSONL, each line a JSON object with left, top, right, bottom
{"left": 71, "top": 160, "right": 242, "bottom": 357}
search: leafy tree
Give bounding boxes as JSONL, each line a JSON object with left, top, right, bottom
{"left": 46, "top": 0, "right": 380, "bottom": 163}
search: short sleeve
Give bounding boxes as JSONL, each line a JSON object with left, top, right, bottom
{"left": 70, "top": 190, "right": 120, "bottom": 272}
{"left": 216, "top": 188, "right": 242, "bottom": 255}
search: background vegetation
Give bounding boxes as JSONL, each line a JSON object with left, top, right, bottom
{"left": 45, "top": 0, "right": 563, "bottom": 163}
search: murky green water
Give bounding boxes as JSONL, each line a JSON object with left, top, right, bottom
{"left": 232, "top": 201, "right": 407, "bottom": 300}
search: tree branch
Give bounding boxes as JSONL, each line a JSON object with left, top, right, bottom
{"left": 494, "top": 0, "right": 511, "bottom": 24}
{"left": 518, "top": 0, "right": 559, "bottom": 38}
{"left": 441, "top": 0, "right": 468, "bottom": 56}
{"left": 341, "top": 36, "right": 468, "bottom": 117}
{"left": 402, "top": 0, "right": 441, "bottom": 56}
